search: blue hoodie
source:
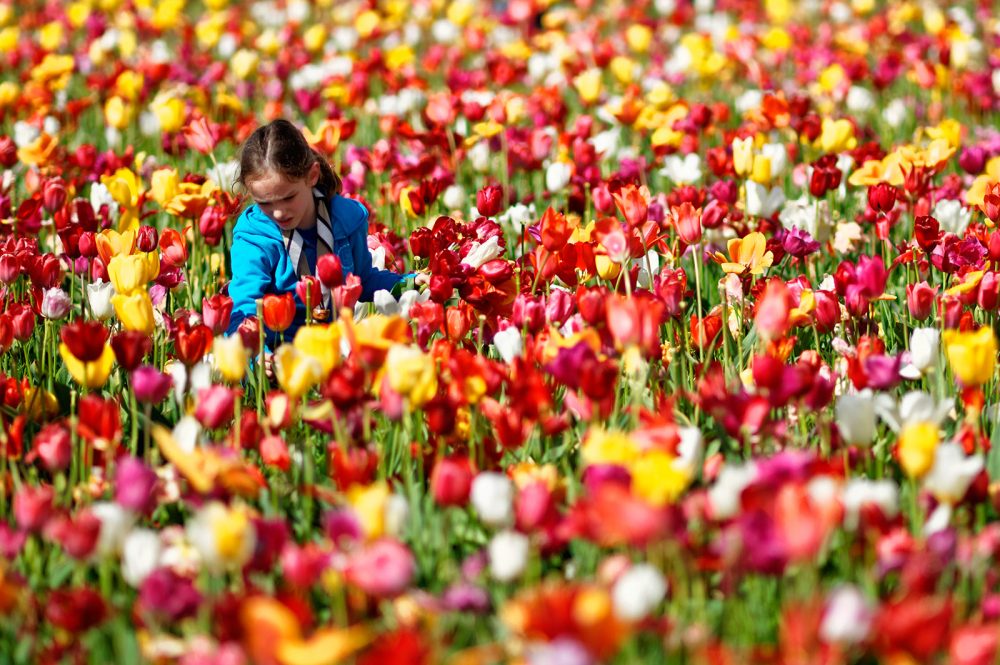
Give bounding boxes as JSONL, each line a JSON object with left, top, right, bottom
{"left": 226, "top": 194, "right": 403, "bottom": 345}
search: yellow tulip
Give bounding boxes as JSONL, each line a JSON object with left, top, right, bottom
{"left": 107, "top": 253, "right": 152, "bottom": 295}
{"left": 732, "top": 136, "right": 755, "bottom": 177}
{"left": 60, "top": 343, "right": 115, "bottom": 389}
{"left": 293, "top": 325, "right": 341, "bottom": 379}
{"left": 112, "top": 289, "right": 156, "bottom": 334}
{"left": 714, "top": 232, "right": 774, "bottom": 276}
{"left": 573, "top": 68, "right": 603, "bottom": 106}
{"left": 151, "top": 95, "right": 186, "bottom": 134}
{"left": 114, "top": 70, "right": 144, "bottom": 101}
{"left": 231, "top": 49, "right": 259, "bottom": 80}
{"left": 347, "top": 481, "right": 390, "bottom": 539}
{"left": 898, "top": 421, "right": 940, "bottom": 479}
{"left": 625, "top": 24, "right": 653, "bottom": 53}
{"left": 213, "top": 335, "right": 247, "bottom": 384}
{"left": 815, "top": 117, "right": 857, "bottom": 153}
{"left": 581, "top": 427, "right": 639, "bottom": 467}
{"left": 630, "top": 450, "right": 690, "bottom": 506}
{"left": 104, "top": 95, "right": 132, "bottom": 130}
{"left": 384, "top": 344, "right": 437, "bottom": 408}
{"left": 273, "top": 345, "right": 323, "bottom": 400}
{"left": 943, "top": 327, "right": 997, "bottom": 387}
{"left": 150, "top": 168, "right": 179, "bottom": 207}
{"left": 749, "top": 155, "right": 772, "bottom": 185}
{"left": 23, "top": 386, "right": 59, "bottom": 420}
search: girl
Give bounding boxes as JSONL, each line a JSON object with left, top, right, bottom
{"left": 226, "top": 119, "right": 411, "bottom": 345}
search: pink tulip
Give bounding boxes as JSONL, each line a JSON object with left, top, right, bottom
{"left": 132, "top": 365, "right": 172, "bottom": 404}
{"left": 345, "top": 538, "right": 415, "bottom": 598}
{"left": 194, "top": 386, "right": 236, "bottom": 429}
{"left": 14, "top": 484, "right": 54, "bottom": 532}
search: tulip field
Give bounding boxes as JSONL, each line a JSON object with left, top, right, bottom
{"left": 4, "top": 0, "right": 1000, "bottom": 662}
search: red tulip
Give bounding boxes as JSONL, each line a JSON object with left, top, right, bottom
{"left": 0, "top": 136, "right": 15, "bottom": 167}
{"left": 316, "top": 254, "right": 344, "bottom": 288}
{"left": 136, "top": 225, "right": 159, "bottom": 252}
{"left": 476, "top": 184, "right": 503, "bottom": 217}
{"left": 111, "top": 331, "right": 152, "bottom": 371}
{"left": 76, "top": 394, "right": 122, "bottom": 449}
{"left": 194, "top": 385, "right": 236, "bottom": 429}
{"left": 0, "top": 254, "right": 19, "bottom": 284}
{"left": 868, "top": 182, "right": 897, "bottom": 213}
{"left": 27, "top": 422, "right": 72, "bottom": 472}
{"left": 202, "top": 293, "right": 234, "bottom": 335}
{"left": 159, "top": 228, "right": 188, "bottom": 267}
{"left": 59, "top": 319, "right": 109, "bottom": 363}
{"left": 174, "top": 320, "right": 213, "bottom": 365}
{"left": 14, "top": 484, "right": 54, "bottom": 533}
{"left": 612, "top": 184, "right": 649, "bottom": 228}
{"left": 237, "top": 316, "right": 261, "bottom": 356}
{"left": 184, "top": 115, "right": 220, "bottom": 155}
{"left": 44, "top": 587, "right": 107, "bottom": 632}
{"left": 430, "top": 455, "right": 475, "bottom": 507}
{"left": 262, "top": 292, "right": 296, "bottom": 332}
{"left": 259, "top": 434, "right": 290, "bottom": 471}
{"left": 296, "top": 275, "right": 322, "bottom": 310}
{"left": 45, "top": 510, "right": 101, "bottom": 560}
{"left": 8, "top": 302, "right": 35, "bottom": 342}
{"left": 41, "top": 177, "right": 67, "bottom": 213}
{"left": 540, "top": 206, "right": 571, "bottom": 252}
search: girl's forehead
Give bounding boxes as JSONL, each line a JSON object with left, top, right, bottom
{"left": 246, "top": 171, "right": 304, "bottom": 195}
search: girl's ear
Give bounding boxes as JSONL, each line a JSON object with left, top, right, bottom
{"left": 307, "top": 162, "right": 320, "bottom": 187}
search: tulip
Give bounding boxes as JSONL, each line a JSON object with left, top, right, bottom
{"left": 259, "top": 434, "right": 290, "bottom": 471}
{"left": 14, "top": 484, "right": 54, "bottom": 532}
{"left": 121, "top": 529, "right": 162, "bottom": 588}
{"left": 493, "top": 326, "right": 523, "bottom": 364}
{"left": 545, "top": 161, "right": 572, "bottom": 193}
{"left": 923, "top": 442, "right": 983, "bottom": 505}
{"left": 114, "top": 456, "right": 158, "bottom": 515}
{"left": 273, "top": 345, "right": 323, "bottom": 400}
{"left": 488, "top": 530, "right": 530, "bottom": 582}
{"left": 59, "top": 342, "right": 115, "bottom": 389}
{"left": 131, "top": 365, "right": 172, "bottom": 404}
{"left": 136, "top": 225, "right": 158, "bottom": 253}
{"left": 40, "top": 287, "right": 70, "bottom": 319}
{"left": 186, "top": 501, "right": 255, "bottom": 573}
{"left": 344, "top": 538, "right": 415, "bottom": 598}
{"left": 0, "top": 254, "right": 19, "bottom": 283}
{"left": 430, "top": 456, "right": 475, "bottom": 507}
{"left": 112, "top": 289, "right": 156, "bottom": 334}
{"left": 909, "top": 328, "right": 940, "bottom": 375}
{"left": 867, "top": 183, "right": 897, "bottom": 213}
{"left": 906, "top": 281, "right": 938, "bottom": 321}
{"left": 835, "top": 390, "right": 878, "bottom": 447}
{"left": 202, "top": 294, "right": 234, "bottom": 335}
{"left": 820, "top": 586, "right": 874, "bottom": 645}
{"left": 296, "top": 275, "right": 322, "bottom": 312}
{"left": 943, "top": 326, "right": 997, "bottom": 387}
{"left": 29, "top": 422, "right": 72, "bottom": 472}
{"left": 898, "top": 421, "right": 941, "bottom": 479}
{"left": 293, "top": 324, "right": 341, "bottom": 378}
{"left": 237, "top": 316, "right": 262, "bottom": 356}
{"left": 173, "top": 321, "right": 213, "bottom": 366}
{"left": 158, "top": 227, "right": 188, "bottom": 267}
{"left": 60, "top": 319, "right": 110, "bottom": 363}
{"left": 470, "top": 472, "right": 514, "bottom": 528}
{"left": 137, "top": 568, "right": 202, "bottom": 623}
{"left": 87, "top": 279, "right": 115, "bottom": 320}
{"left": 262, "top": 292, "right": 296, "bottom": 333}
{"left": 194, "top": 385, "right": 236, "bottom": 429}
{"left": 112, "top": 331, "right": 152, "bottom": 371}
{"left": 476, "top": 184, "right": 503, "bottom": 217}
{"left": 316, "top": 254, "right": 343, "bottom": 289}
{"left": 213, "top": 335, "right": 247, "bottom": 384}
{"left": 612, "top": 563, "right": 667, "bottom": 621}
{"left": 384, "top": 344, "right": 437, "bottom": 408}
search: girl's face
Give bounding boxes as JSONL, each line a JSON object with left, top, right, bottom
{"left": 246, "top": 163, "right": 320, "bottom": 232}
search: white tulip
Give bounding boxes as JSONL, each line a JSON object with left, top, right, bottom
{"left": 842, "top": 479, "right": 898, "bottom": 530}
{"left": 745, "top": 181, "right": 785, "bottom": 218}
{"left": 933, "top": 198, "right": 972, "bottom": 236}
{"left": 612, "top": 563, "right": 668, "bottom": 621}
{"left": 835, "top": 390, "right": 877, "bottom": 446}
{"left": 461, "top": 236, "right": 503, "bottom": 269}
{"left": 820, "top": 585, "right": 873, "bottom": 644}
{"left": 659, "top": 153, "right": 702, "bottom": 184}
{"left": 707, "top": 463, "right": 757, "bottom": 520}
{"left": 384, "top": 493, "right": 409, "bottom": 538}
{"left": 87, "top": 279, "right": 115, "bottom": 320}
{"left": 923, "top": 442, "right": 983, "bottom": 505}
{"left": 493, "top": 327, "right": 523, "bottom": 364}
{"left": 759, "top": 143, "right": 788, "bottom": 178}
{"left": 442, "top": 184, "right": 466, "bottom": 211}
{"left": 909, "top": 328, "right": 940, "bottom": 374}
{"left": 545, "top": 161, "right": 573, "bottom": 193}
{"left": 121, "top": 528, "right": 162, "bottom": 587}
{"left": 373, "top": 290, "right": 400, "bottom": 317}
{"left": 488, "top": 530, "right": 530, "bottom": 582}
{"left": 91, "top": 502, "right": 136, "bottom": 559}
{"left": 471, "top": 472, "right": 514, "bottom": 528}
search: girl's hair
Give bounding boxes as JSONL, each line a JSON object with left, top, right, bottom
{"left": 236, "top": 119, "right": 342, "bottom": 197}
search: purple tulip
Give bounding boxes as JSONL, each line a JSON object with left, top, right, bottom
{"left": 132, "top": 365, "right": 172, "bottom": 404}
{"left": 114, "top": 456, "right": 158, "bottom": 515}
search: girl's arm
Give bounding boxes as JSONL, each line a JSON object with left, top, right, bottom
{"left": 226, "top": 236, "right": 275, "bottom": 335}
{"left": 349, "top": 227, "right": 408, "bottom": 302}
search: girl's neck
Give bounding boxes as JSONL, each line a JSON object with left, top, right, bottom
{"left": 299, "top": 195, "right": 318, "bottom": 230}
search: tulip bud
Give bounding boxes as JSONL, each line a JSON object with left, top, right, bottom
{"left": 136, "top": 225, "right": 159, "bottom": 252}
{"left": 132, "top": 365, "right": 173, "bottom": 404}
{"left": 512, "top": 293, "right": 544, "bottom": 333}
{"left": 194, "top": 385, "right": 236, "bottom": 429}
{"left": 9, "top": 303, "right": 35, "bottom": 341}
{"left": 958, "top": 146, "right": 986, "bottom": 175}
{"left": 0, "top": 136, "right": 16, "bottom": 168}
{"left": 867, "top": 183, "right": 897, "bottom": 213}
{"left": 14, "top": 484, "right": 54, "bottom": 532}
{"left": 238, "top": 316, "right": 261, "bottom": 356}
{"left": 906, "top": 281, "right": 938, "bottom": 321}
{"left": 42, "top": 177, "right": 67, "bottom": 213}
{"left": 30, "top": 422, "right": 72, "bottom": 472}
{"left": 430, "top": 456, "right": 475, "bottom": 507}
{"left": 78, "top": 231, "right": 98, "bottom": 258}
{"left": 0, "top": 254, "right": 19, "bottom": 284}
{"left": 296, "top": 275, "right": 322, "bottom": 310}
{"left": 40, "top": 287, "right": 70, "bottom": 320}
{"left": 316, "top": 254, "right": 343, "bottom": 289}
{"left": 114, "top": 456, "right": 158, "bottom": 515}
{"left": 202, "top": 293, "right": 234, "bottom": 336}
{"left": 476, "top": 184, "right": 503, "bottom": 217}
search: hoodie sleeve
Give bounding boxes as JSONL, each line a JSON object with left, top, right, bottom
{"left": 350, "top": 224, "right": 404, "bottom": 302}
{"left": 226, "top": 233, "right": 275, "bottom": 335}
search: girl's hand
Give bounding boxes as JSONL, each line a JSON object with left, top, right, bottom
{"left": 414, "top": 272, "right": 430, "bottom": 287}
{"left": 264, "top": 351, "right": 275, "bottom": 381}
